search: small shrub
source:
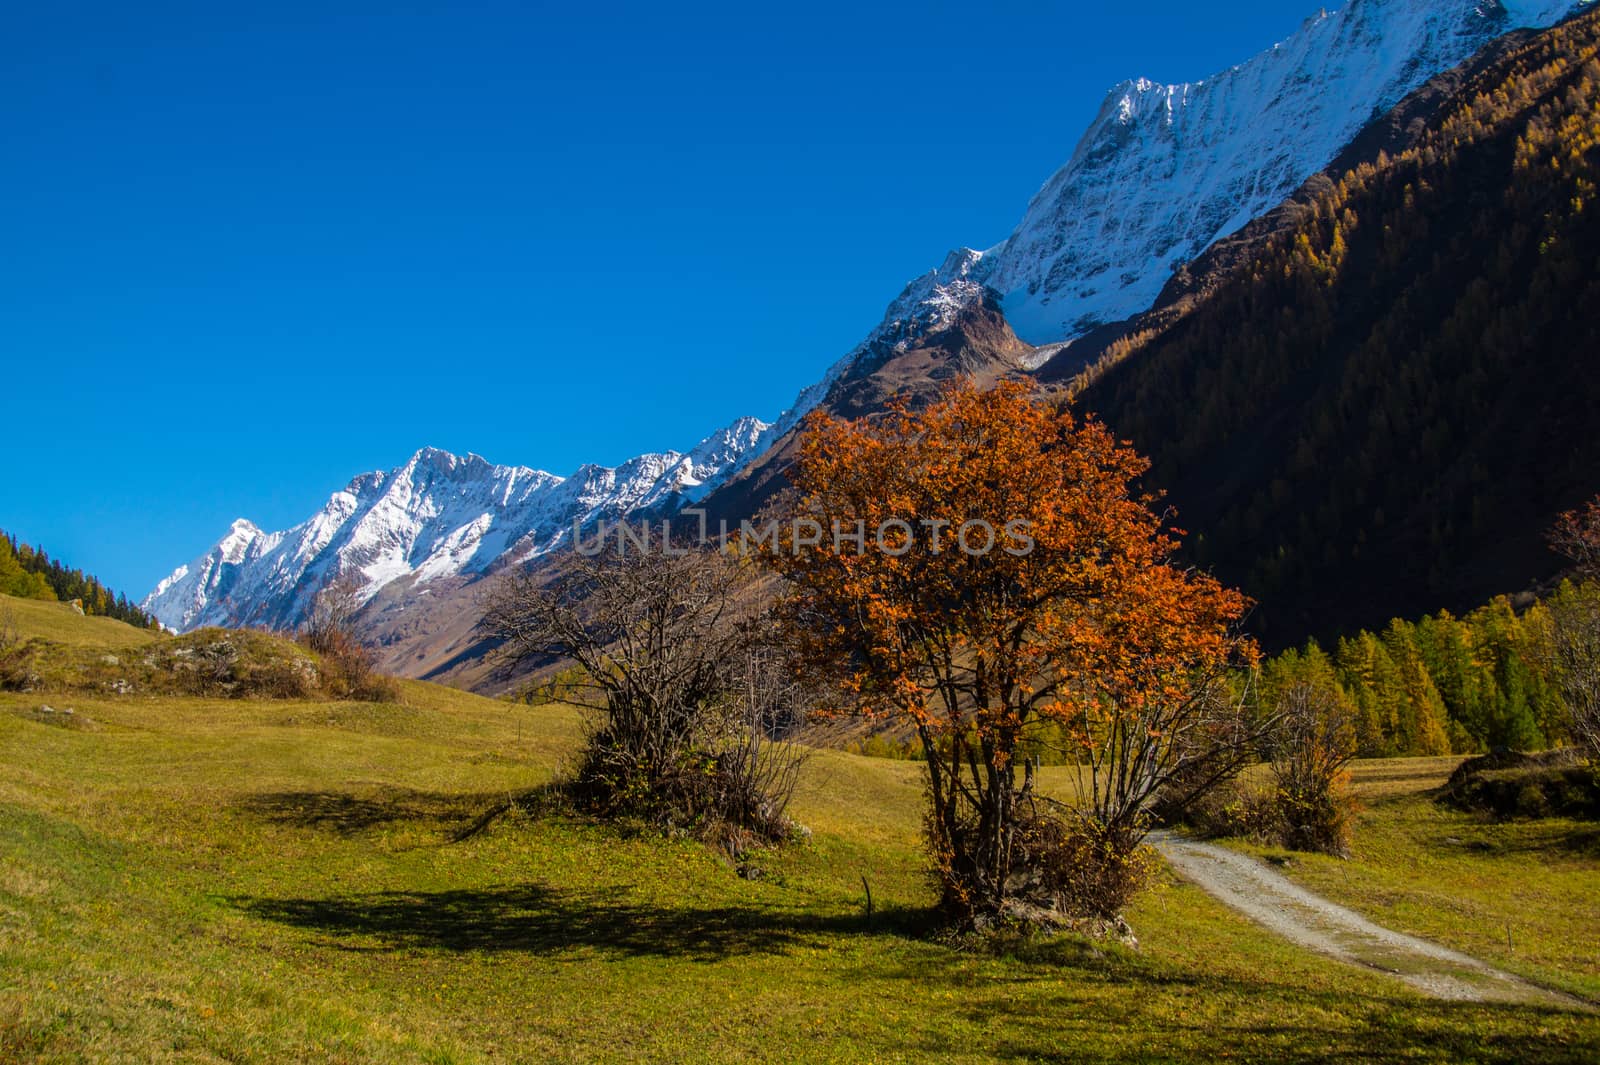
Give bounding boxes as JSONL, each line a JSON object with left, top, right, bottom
{"left": 482, "top": 547, "right": 806, "bottom": 855}
{"left": 1269, "top": 682, "right": 1359, "bottom": 856}
{"left": 302, "top": 627, "right": 398, "bottom": 702}
{"left": 563, "top": 686, "right": 805, "bottom": 852}
{"left": 0, "top": 611, "right": 36, "bottom": 691}
{"left": 1276, "top": 780, "right": 1358, "bottom": 855}
{"left": 1437, "top": 749, "right": 1600, "bottom": 819}
{"left": 928, "top": 803, "right": 1155, "bottom": 929}
{"left": 1181, "top": 776, "right": 1281, "bottom": 841}
{"left": 297, "top": 576, "right": 399, "bottom": 703}
{"left": 1032, "top": 817, "right": 1156, "bottom": 921}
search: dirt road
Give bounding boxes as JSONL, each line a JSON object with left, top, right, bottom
{"left": 1152, "top": 832, "right": 1585, "bottom": 1007}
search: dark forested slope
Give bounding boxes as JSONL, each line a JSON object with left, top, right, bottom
{"left": 1075, "top": 9, "right": 1600, "bottom": 645}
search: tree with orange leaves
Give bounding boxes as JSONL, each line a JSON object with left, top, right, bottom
{"left": 763, "top": 380, "right": 1259, "bottom": 927}
{"left": 1549, "top": 495, "right": 1600, "bottom": 583}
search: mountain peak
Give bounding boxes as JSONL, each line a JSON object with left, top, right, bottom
{"left": 975, "top": 0, "right": 1585, "bottom": 343}
{"left": 405, "top": 445, "right": 470, "bottom": 473}
{"left": 144, "top": 426, "right": 771, "bottom": 632}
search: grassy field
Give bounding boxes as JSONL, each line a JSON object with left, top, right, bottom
{"left": 0, "top": 596, "right": 159, "bottom": 651}
{"left": 1232, "top": 758, "right": 1600, "bottom": 1003}
{"left": 2, "top": 597, "right": 1598, "bottom": 1062}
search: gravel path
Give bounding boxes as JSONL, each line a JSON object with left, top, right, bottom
{"left": 1151, "top": 832, "right": 1587, "bottom": 1007}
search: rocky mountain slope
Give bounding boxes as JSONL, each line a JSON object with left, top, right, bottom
{"left": 144, "top": 418, "right": 766, "bottom": 633}
{"left": 980, "top": 0, "right": 1586, "bottom": 343}
{"left": 704, "top": 0, "right": 1589, "bottom": 511}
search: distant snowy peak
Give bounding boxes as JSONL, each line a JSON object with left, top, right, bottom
{"left": 980, "top": 0, "right": 1587, "bottom": 342}
{"left": 141, "top": 416, "right": 770, "bottom": 633}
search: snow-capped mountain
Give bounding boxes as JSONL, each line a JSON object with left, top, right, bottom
{"left": 981, "top": 0, "right": 1585, "bottom": 343}
{"left": 730, "top": 0, "right": 1586, "bottom": 462}
{"left": 143, "top": 417, "right": 768, "bottom": 632}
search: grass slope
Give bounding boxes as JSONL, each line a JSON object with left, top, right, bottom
{"left": 0, "top": 593, "right": 159, "bottom": 650}
{"left": 1, "top": 603, "right": 1597, "bottom": 1062}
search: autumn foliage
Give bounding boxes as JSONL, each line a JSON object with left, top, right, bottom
{"left": 764, "top": 380, "right": 1258, "bottom": 926}
{"left": 1549, "top": 496, "right": 1600, "bottom": 584}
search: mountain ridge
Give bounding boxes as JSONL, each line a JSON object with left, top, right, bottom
{"left": 705, "top": 0, "right": 1590, "bottom": 502}
{"left": 143, "top": 417, "right": 768, "bottom": 633}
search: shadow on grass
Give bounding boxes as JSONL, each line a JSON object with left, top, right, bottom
{"left": 235, "top": 788, "right": 503, "bottom": 837}
{"left": 935, "top": 978, "right": 1600, "bottom": 1065}
{"left": 1454, "top": 822, "right": 1600, "bottom": 860}
{"left": 237, "top": 882, "right": 933, "bottom": 960}
{"left": 870, "top": 933, "right": 1600, "bottom": 1063}
{"left": 233, "top": 883, "right": 1600, "bottom": 1062}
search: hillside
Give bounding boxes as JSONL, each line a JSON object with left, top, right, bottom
{"left": 0, "top": 593, "right": 160, "bottom": 651}
{"left": 242, "top": 0, "right": 1600, "bottom": 688}
{"left": 0, "top": 531, "right": 157, "bottom": 630}
{"left": 2, "top": 599, "right": 1598, "bottom": 1061}
{"left": 1071, "top": 6, "right": 1600, "bottom": 646}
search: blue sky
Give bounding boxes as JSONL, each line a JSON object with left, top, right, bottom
{"left": 3, "top": 1, "right": 1316, "bottom": 597}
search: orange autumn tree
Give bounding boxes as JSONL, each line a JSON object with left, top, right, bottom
{"left": 763, "top": 380, "right": 1259, "bottom": 927}
{"left": 1549, "top": 495, "right": 1600, "bottom": 583}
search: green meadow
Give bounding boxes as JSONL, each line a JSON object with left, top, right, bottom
{"left": 1, "top": 595, "right": 1596, "bottom": 1063}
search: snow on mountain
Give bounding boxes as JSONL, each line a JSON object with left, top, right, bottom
{"left": 733, "top": 0, "right": 1588, "bottom": 459}
{"left": 982, "top": 0, "right": 1587, "bottom": 343}
{"left": 142, "top": 418, "right": 769, "bottom": 633}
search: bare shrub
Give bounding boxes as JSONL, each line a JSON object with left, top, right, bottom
{"left": 1269, "top": 682, "right": 1359, "bottom": 855}
{"left": 480, "top": 545, "right": 805, "bottom": 847}
{"left": 301, "top": 574, "right": 362, "bottom": 655}
{"left": 298, "top": 575, "right": 397, "bottom": 702}
{"left": 312, "top": 627, "right": 398, "bottom": 702}
{"left": 1540, "top": 582, "right": 1600, "bottom": 762}
{"left": 1179, "top": 776, "right": 1280, "bottom": 841}
{"left": 710, "top": 645, "right": 809, "bottom": 849}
